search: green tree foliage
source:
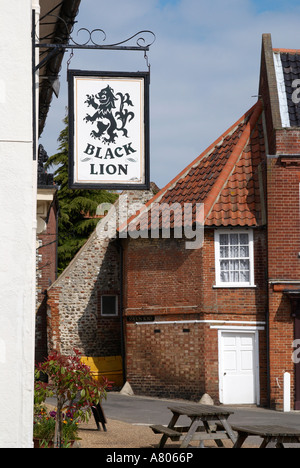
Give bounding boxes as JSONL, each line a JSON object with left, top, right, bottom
{"left": 45, "top": 116, "right": 118, "bottom": 274}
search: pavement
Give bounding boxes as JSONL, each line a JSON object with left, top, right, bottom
{"left": 101, "top": 392, "right": 300, "bottom": 429}
{"left": 47, "top": 392, "right": 300, "bottom": 448}
{"left": 100, "top": 391, "right": 300, "bottom": 448}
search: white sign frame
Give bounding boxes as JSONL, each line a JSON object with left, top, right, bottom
{"left": 68, "top": 70, "right": 150, "bottom": 190}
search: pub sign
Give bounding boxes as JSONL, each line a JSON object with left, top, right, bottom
{"left": 68, "top": 70, "right": 150, "bottom": 190}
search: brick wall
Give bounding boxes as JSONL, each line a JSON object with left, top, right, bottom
{"left": 267, "top": 156, "right": 300, "bottom": 280}
{"left": 268, "top": 287, "right": 294, "bottom": 409}
{"left": 36, "top": 201, "right": 58, "bottom": 304}
{"left": 126, "top": 322, "right": 206, "bottom": 400}
{"left": 276, "top": 129, "right": 300, "bottom": 155}
{"left": 258, "top": 33, "right": 300, "bottom": 409}
{"left": 266, "top": 147, "right": 300, "bottom": 409}
{"left": 123, "top": 229, "right": 268, "bottom": 403}
{"left": 35, "top": 201, "right": 58, "bottom": 364}
{"left": 123, "top": 236, "right": 204, "bottom": 400}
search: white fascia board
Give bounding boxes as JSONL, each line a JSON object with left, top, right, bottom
{"left": 273, "top": 52, "right": 291, "bottom": 128}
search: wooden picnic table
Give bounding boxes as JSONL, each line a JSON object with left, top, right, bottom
{"left": 231, "top": 425, "right": 300, "bottom": 448}
{"left": 150, "top": 403, "right": 237, "bottom": 448}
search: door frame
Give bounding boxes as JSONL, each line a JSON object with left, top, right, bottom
{"left": 218, "top": 327, "right": 261, "bottom": 405}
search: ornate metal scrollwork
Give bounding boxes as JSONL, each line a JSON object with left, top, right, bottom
{"left": 37, "top": 12, "right": 156, "bottom": 51}
{"left": 70, "top": 28, "right": 156, "bottom": 49}
{"left": 35, "top": 10, "right": 155, "bottom": 75}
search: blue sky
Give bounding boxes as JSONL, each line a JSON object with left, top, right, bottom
{"left": 159, "top": 0, "right": 180, "bottom": 6}
{"left": 252, "top": 0, "right": 300, "bottom": 13}
{"left": 40, "top": 0, "right": 300, "bottom": 188}
{"left": 159, "top": 0, "right": 300, "bottom": 12}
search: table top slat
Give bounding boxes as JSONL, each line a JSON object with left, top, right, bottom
{"left": 168, "top": 403, "right": 234, "bottom": 417}
{"left": 232, "top": 425, "right": 300, "bottom": 437}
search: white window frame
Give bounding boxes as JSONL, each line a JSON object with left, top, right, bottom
{"left": 214, "top": 229, "right": 255, "bottom": 288}
{"left": 101, "top": 295, "right": 118, "bottom": 316}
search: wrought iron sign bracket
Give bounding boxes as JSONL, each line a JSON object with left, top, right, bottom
{"left": 32, "top": 9, "right": 155, "bottom": 162}
{"left": 34, "top": 20, "right": 156, "bottom": 73}
{"left": 33, "top": 11, "right": 155, "bottom": 191}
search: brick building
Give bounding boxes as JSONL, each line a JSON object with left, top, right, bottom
{"left": 120, "top": 34, "right": 300, "bottom": 410}
{"left": 122, "top": 100, "right": 268, "bottom": 405}
{"left": 260, "top": 35, "right": 300, "bottom": 410}
{"left": 45, "top": 34, "right": 300, "bottom": 410}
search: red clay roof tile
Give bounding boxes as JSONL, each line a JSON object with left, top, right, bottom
{"left": 121, "top": 100, "right": 265, "bottom": 234}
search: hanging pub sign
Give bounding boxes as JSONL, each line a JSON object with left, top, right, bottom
{"left": 68, "top": 70, "right": 150, "bottom": 190}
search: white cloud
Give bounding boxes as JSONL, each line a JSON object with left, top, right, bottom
{"left": 40, "top": 0, "right": 300, "bottom": 188}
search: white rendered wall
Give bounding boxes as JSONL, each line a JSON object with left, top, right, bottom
{"left": 0, "top": 0, "right": 37, "bottom": 448}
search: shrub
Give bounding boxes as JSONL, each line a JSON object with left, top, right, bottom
{"left": 35, "top": 349, "right": 109, "bottom": 448}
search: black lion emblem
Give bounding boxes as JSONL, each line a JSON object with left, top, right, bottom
{"left": 84, "top": 85, "right": 135, "bottom": 144}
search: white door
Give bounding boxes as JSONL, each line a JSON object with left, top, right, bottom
{"left": 219, "top": 331, "right": 258, "bottom": 405}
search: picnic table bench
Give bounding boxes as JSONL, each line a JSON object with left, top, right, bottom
{"left": 150, "top": 403, "right": 236, "bottom": 448}
{"left": 231, "top": 425, "right": 300, "bottom": 448}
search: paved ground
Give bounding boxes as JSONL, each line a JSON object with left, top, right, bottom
{"left": 101, "top": 392, "right": 300, "bottom": 428}
{"left": 77, "top": 418, "right": 167, "bottom": 449}
{"left": 72, "top": 392, "right": 300, "bottom": 449}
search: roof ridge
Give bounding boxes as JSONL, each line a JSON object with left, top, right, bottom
{"left": 273, "top": 48, "right": 300, "bottom": 55}
{"left": 119, "top": 102, "right": 259, "bottom": 232}
{"left": 150, "top": 103, "right": 256, "bottom": 205}
{"left": 48, "top": 197, "right": 121, "bottom": 290}
{"left": 203, "top": 100, "right": 263, "bottom": 222}
{"left": 47, "top": 229, "right": 98, "bottom": 290}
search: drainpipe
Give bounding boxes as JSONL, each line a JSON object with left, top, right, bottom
{"left": 266, "top": 301, "right": 270, "bottom": 408}
{"left": 32, "top": 0, "right": 40, "bottom": 160}
{"left": 31, "top": 0, "right": 40, "bottom": 449}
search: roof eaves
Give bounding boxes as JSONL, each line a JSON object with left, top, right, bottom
{"left": 39, "top": 0, "right": 81, "bottom": 136}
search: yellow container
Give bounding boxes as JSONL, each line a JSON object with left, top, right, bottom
{"left": 81, "top": 355, "right": 124, "bottom": 387}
